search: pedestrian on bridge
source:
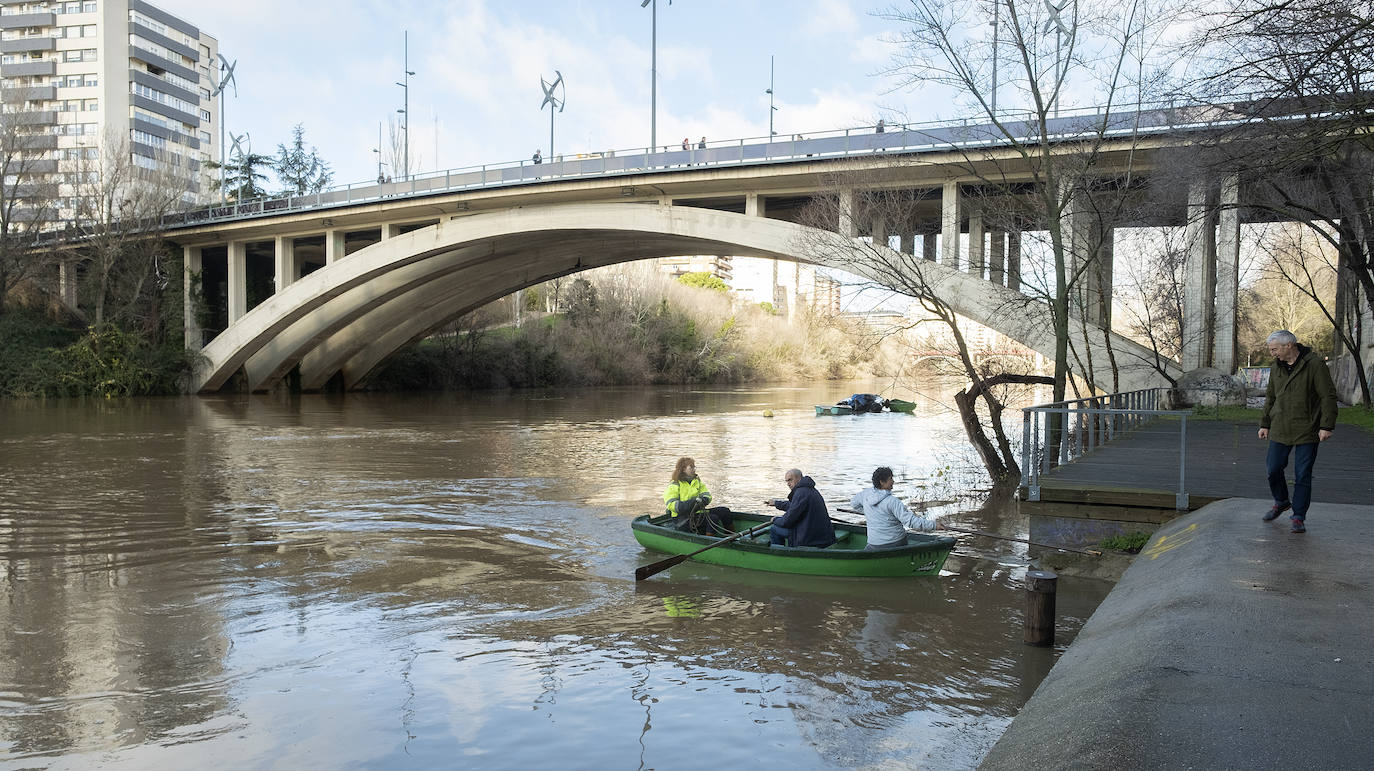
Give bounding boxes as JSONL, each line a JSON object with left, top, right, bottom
{"left": 1258, "top": 330, "right": 1338, "bottom": 534}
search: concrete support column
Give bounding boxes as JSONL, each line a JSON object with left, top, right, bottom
{"left": 922, "top": 231, "right": 937, "bottom": 262}
{"left": 227, "top": 241, "right": 247, "bottom": 324}
{"left": 941, "top": 180, "right": 961, "bottom": 267}
{"left": 745, "top": 193, "right": 765, "bottom": 217}
{"left": 58, "top": 257, "right": 78, "bottom": 309}
{"left": 273, "top": 236, "right": 296, "bottom": 294}
{"left": 1213, "top": 174, "right": 1241, "bottom": 373}
{"left": 381, "top": 223, "right": 401, "bottom": 240}
{"left": 989, "top": 230, "right": 1006, "bottom": 285}
{"left": 1065, "top": 189, "right": 1114, "bottom": 328}
{"left": 838, "top": 187, "right": 858, "bottom": 238}
{"left": 1007, "top": 230, "right": 1022, "bottom": 291}
{"left": 1181, "top": 180, "right": 1217, "bottom": 371}
{"left": 968, "top": 210, "right": 985, "bottom": 278}
{"left": 183, "top": 245, "right": 202, "bottom": 349}
{"left": 900, "top": 231, "right": 915, "bottom": 255}
{"left": 325, "top": 229, "right": 345, "bottom": 265}
{"left": 873, "top": 215, "right": 888, "bottom": 249}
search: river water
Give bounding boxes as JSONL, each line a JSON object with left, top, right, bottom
{"left": 0, "top": 383, "right": 1111, "bottom": 770}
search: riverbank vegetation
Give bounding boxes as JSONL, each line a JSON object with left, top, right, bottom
{"left": 366, "top": 267, "right": 902, "bottom": 390}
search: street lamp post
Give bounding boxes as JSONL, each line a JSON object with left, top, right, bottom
{"left": 372, "top": 122, "right": 385, "bottom": 182}
{"left": 640, "top": 0, "right": 672, "bottom": 151}
{"left": 765, "top": 54, "right": 777, "bottom": 138}
{"left": 396, "top": 30, "right": 415, "bottom": 180}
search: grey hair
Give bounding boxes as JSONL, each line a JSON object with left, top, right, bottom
{"left": 785, "top": 468, "right": 803, "bottom": 479}
{"left": 1267, "top": 330, "right": 1298, "bottom": 345}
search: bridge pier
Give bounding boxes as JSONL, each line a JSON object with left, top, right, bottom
{"left": 325, "top": 229, "right": 346, "bottom": 265}
{"left": 1008, "top": 230, "right": 1022, "bottom": 291}
{"left": 1213, "top": 175, "right": 1241, "bottom": 373}
{"left": 273, "top": 236, "right": 297, "bottom": 293}
{"left": 228, "top": 241, "right": 247, "bottom": 324}
{"left": 1181, "top": 177, "right": 1241, "bottom": 373}
{"left": 922, "top": 228, "right": 938, "bottom": 262}
{"left": 1064, "top": 188, "right": 1114, "bottom": 328}
{"left": 990, "top": 230, "right": 1006, "bottom": 286}
{"left": 941, "top": 181, "right": 961, "bottom": 267}
{"left": 968, "top": 209, "right": 985, "bottom": 279}
{"left": 183, "top": 246, "right": 202, "bottom": 350}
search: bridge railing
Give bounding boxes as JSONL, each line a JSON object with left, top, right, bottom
{"left": 163, "top": 93, "right": 1292, "bottom": 231}
{"left": 1021, "top": 388, "right": 1191, "bottom": 510}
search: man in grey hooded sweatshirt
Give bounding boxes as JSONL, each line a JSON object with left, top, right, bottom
{"left": 851, "top": 466, "right": 938, "bottom": 549}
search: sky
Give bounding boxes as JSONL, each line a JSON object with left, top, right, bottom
{"left": 153, "top": 0, "right": 944, "bottom": 186}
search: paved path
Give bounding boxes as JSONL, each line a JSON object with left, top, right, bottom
{"left": 1038, "top": 418, "right": 1374, "bottom": 504}
{"left": 981, "top": 498, "right": 1374, "bottom": 770}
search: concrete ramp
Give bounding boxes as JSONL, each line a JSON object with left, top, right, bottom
{"left": 981, "top": 498, "right": 1374, "bottom": 770}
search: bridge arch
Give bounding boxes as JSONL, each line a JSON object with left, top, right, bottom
{"left": 192, "top": 203, "right": 1178, "bottom": 393}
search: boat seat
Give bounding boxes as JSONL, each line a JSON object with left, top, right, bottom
{"left": 833, "top": 529, "right": 851, "bottom": 543}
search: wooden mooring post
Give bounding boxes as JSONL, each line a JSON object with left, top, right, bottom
{"left": 1024, "top": 569, "right": 1058, "bottom": 646}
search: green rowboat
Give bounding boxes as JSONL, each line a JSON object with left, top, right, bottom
{"left": 631, "top": 511, "right": 957, "bottom": 577}
{"left": 885, "top": 398, "right": 917, "bottom": 413}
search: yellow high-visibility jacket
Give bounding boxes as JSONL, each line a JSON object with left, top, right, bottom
{"left": 663, "top": 477, "right": 710, "bottom": 517}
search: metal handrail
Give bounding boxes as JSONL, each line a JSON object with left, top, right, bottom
{"left": 162, "top": 91, "right": 1311, "bottom": 232}
{"left": 1020, "top": 388, "right": 1191, "bottom": 510}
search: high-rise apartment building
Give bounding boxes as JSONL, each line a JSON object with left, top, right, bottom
{"left": 0, "top": 0, "right": 218, "bottom": 216}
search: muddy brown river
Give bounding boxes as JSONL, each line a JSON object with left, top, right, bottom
{"left": 0, "top": 383, "right": 1110, "bottom": 769}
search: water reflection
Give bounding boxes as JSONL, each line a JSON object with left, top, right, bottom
{"left": 0, "top": 383, "right": 1110, "bottom": 769}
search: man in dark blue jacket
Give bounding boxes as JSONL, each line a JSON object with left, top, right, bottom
{"left": 763, "top": 468, "right": 837, "bottom": 548}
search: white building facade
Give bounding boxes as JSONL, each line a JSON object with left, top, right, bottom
{"left": 1, "top": 0, "right": 218, "bottom": 213}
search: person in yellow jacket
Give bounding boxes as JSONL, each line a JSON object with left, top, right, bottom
{"left": 663, "top": 457, "right": 734, "bottom": 535}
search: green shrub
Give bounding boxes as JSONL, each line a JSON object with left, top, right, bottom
{"left": 1100, "top": 532, "right": 1152, "bottom": 553}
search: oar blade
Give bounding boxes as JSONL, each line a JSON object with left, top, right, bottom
{"left": 635, "top": 553, "right": 688, "bottom": 582}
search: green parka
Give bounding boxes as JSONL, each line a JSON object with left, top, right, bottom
{"left": 1260, "top": 345, "right": 1338, "bottom": 445}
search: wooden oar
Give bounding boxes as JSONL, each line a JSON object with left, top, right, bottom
{"left": 635, "top": 520, "right": 773, "bottom": 582}
{"left": 835, "top": 508, "right": 1101, "bottom": 557}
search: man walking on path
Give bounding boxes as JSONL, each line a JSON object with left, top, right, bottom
{"left": 1259, "top": 330, "right": 1338, "bottom": 533}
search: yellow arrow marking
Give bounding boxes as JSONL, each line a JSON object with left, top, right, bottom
{"left": 1143, "top": 522, "right": 1200, "bottom": 560}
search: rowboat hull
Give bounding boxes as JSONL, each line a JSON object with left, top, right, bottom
{"left": 885, "top": 399, "right": 917, "bottom": 413}
{"left": 631, "top": 512, "right": 956, "bottom": 577}
{"left": 814, "top": 404, "right": 854, "bottom": 415}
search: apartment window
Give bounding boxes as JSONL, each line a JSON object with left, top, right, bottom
{"left": 131, "top": 129, "right": 166, "bottom": 148}
{"left": 83, "top": 73, "right": 96, "bottom": 86}
{"left": 83, "top": 98, "right": 96, "bottom": 111}
{"left": 84, "top": 2, "right": 97, "bottom": 12}
{"left": 199, "top": 45, "right": 210, "bottom": 59}
{"left": 63, "top": 74, "right": 81, "bottom": 87}
{"left": 199, "top": 87, "right": 209, "bottom": 99}
{"left": 62, "top": 49, "right": 96, "bottom": 62}
{"left": 199, "top": 130, "right": 210, "bottom": 143}
{"left": 64, "top": 2, "right": 81, "bottom": 13}
{"left": 199, "top": 108, "right": 210, "bottom": 121}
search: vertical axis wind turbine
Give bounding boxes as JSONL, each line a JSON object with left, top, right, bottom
{"left": 210, "top": 54, "right": 237, "bottom": 203}
{"left": 540, "top": 70, "right": 566, "bottom": 159}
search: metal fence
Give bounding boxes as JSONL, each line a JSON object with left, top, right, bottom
{"left": 1021, "top": 388, "right": 1192, "bottom": 510}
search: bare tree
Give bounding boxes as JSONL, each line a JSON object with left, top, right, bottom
{"left": 1184, "top": 0, "right": 1374, "bottom": 402}
{"left": 878, "top": 0, "right": 1183, "bottom": 406}
{"left": 798, "top": 181, "right": 1052, "bottom": 481}
{"left": 0, "top": 91, "right": 61, "bottom": 314}
{"left": 67, "top": 131, "right": 190, "bottom": 328}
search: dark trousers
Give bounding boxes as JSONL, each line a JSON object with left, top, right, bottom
{"left": 769, "top": 523, "right": 792, "bottom": 546}
{"left": 1266, "top": 440, "right": 1319, "bottom": 520}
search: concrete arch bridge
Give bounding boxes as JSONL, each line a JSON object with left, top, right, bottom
{"left": 188, "top": 203, "right": 1178, "bottom": 394}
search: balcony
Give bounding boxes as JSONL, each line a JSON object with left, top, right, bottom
{"left": 2, "top": 84, "right": 55, "bottom": 100}
{"left": 127, "top": 44, "right": 198, "bottom": 83}
{"left": 1, "top": 37, "right": 55, "bottom": 53}
{"left": 16, "top": 133, "right": 58, "bottom": 150}
{"left": 23, "top": 158, "right": 58, "bottom": 173}
{"left": 0, "top": 13, "right": 56, "bottom": 29}
{"left": 13, "top": 110, "right": 55, "bottom": 125}
{"left": 1, "top": 60, "right": 56, "bottom": 77}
